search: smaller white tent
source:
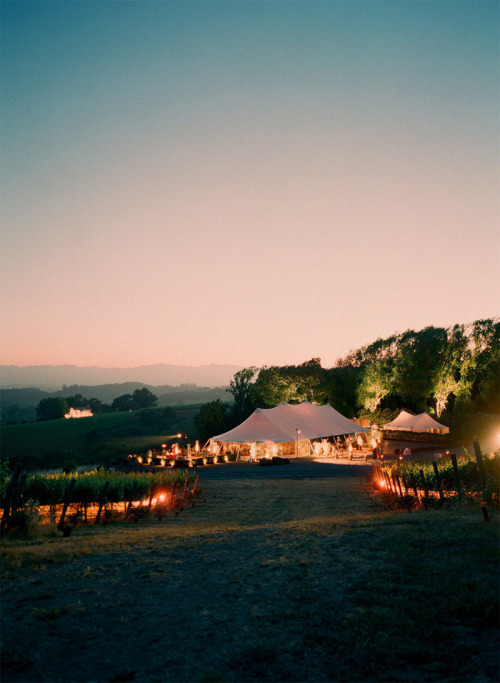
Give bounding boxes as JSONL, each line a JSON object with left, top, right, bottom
{"left": 384, "top": 410, "right": 449, "bottom": 434}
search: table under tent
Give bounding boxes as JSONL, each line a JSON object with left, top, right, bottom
{"left": 209, "top": 400, "right": 370, "bottom": 459}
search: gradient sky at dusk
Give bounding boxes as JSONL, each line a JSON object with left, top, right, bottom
{"left": 1, "top": 0, "right": 498, "bottom": 370}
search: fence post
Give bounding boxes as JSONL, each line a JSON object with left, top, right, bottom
{"left": 432, "top": 461, "right": 445, "bottom": 501}
{"left": 473, "top": 441, "right": 486, "bottom": 490}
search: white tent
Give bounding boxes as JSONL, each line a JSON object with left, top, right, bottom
{"left": 384, "top": 410, "right": 449, "bottom": 434}
{"left": 210, "top": 401, "right": 369, "bottom": 444}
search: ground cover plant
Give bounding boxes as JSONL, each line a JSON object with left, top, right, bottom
{"left": 1, "top": 467, "right": 498, "bottom": 682}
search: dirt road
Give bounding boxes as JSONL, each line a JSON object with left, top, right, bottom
{"left": 1, "top": 463, "right": 498, "bottom": 683}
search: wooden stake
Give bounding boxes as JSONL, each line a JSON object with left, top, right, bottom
{"left": 2, "top": 470, "right": 27, "bottom": 534}
{"left": 481, "top": 504, "right": 490, "bottom": 523}
{"left": 473, "top": 441, "right": 486, "bottom": 490}
{"left": 191, "top": 475, "right": 200, "bottom": 495}
{"left": 401, "top": 474, "right": 409, "bottom": 495}
{"left": 450, "top": 454, "right": 462, "bottom": 499}
{"left": 125, "top": 481, "right": 138, "bottom": 518}
{"left": 432, "top": 461, "right": 445, "bottom": 501}
{"left": 95, "top": 481, "right": 110, "bottom": 525}
{"left": 58, "top": 478, "right": 76, "bottom": 529}
{"left": 385, "top": 471, "right": 393, "bottom": 493}
{"left": 1, "top": 464, "right": 22, "bottom": 535}
{"left": 9, "top": 473, "right": 27, "bottom": 515}
{"left": 409, "top": 472, "right": 419, "bottom": 498}
{"left": 169, "top": 481, "right": 178, "bottom": 507}
{"left": 148, "top": 483, "right": 157, "bottom": 509}
{"left": 180, "top": 477, "right": 190, "bottom": 505}
{"left": 419, "top": 470, "right": 429, "bottom": 510}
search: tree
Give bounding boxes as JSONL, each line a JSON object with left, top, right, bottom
{"left": 431, "top": 325, "right": 468, "bottom": 416}
{"left": 252, "top": 367, "right": 294, "bottom": 407}
{"left": 132, "top": 387, "right": 158, "bottom": 409}
{"left": 88, "top": 397, "right": 105, "bottom": 414}
{"left": 36, "top": 397, "right": 69, "bottom": 421}
{"left": 322, "top": 366, "right": 360, "bottom": 417}
{"left": 64, "top": 394, "right": 87, "bottom": 409}
{"left": 194, "top": 400, "right": 230, "bottom": 443}
{"left": 357, "top": 361, "right": 393, "bottom": 412}
{"left": 251, "top": 361, "right": 325, "bottom": 408}
{"left": 227, "top": 367, "right": 257, "bottom": 420}
{"left": 392, "top": 327, "right": 447, "bottom": 410}
{"left": 111, "top": 394, "right": 138, "bottom": 412}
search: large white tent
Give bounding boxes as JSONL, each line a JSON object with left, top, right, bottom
{"left": 210, "top": 401, "right": 369, "bottom": 444}
{"left": 384, "top": 410, "right": 449, "bottom": 434}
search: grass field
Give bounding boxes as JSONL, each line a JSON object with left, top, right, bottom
{"left": 0, "top": 404, "right": 202, "bottom": 471}
{"left": 1, "top": 468, "right": 498, "bottom": 682}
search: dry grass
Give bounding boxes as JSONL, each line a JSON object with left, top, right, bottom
{"left": 1, "top": 472, "right": 499, "bottom": 682}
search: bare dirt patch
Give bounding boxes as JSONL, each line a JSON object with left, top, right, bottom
{"left": 1, "top": 469, "right": 499, "bottom": 682}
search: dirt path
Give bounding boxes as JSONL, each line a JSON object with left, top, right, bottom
{"left": 1, "top": 468, "right": 498, "bottom": 683}
{"left": 1, "top": 470, "right": 376, "bottom": 682}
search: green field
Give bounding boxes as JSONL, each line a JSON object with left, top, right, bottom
{"left": 0, "top": 404, "right": 203, "bottom": 471}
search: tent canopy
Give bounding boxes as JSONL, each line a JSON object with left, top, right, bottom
{"left": 210, "top": 401, "right": 369, "bottom": 444}
{"left": 384, "top": 410, "right": 449, "bottom": 434}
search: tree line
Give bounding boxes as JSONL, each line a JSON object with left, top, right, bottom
{"left": 194, "top": 318, "right": 499, "bottom": 442}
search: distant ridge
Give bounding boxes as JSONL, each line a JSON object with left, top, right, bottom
{"left": 0, "top": 364, "right": 242, "bottom": 391}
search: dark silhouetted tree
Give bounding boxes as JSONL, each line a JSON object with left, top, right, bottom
{"left": 111, "top": 394, "right": 138, "bottom": 412}
{"left": 36, "top": 397, "right": 69, "bottom": 421}
{"left": 132, "top": 387, "right": 158, "bottom": 409}
{"left": 194, "top": 400, "right": 230, "bottom": 443}
{"left": 227, "top": 367, "right": 257, "bottom": 420}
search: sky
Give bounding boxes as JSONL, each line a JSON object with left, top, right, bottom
{"left": 1, "top": 0, "right": 499, "bottom": 370}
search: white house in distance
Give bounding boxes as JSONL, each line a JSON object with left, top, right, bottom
{"left": 64, "top": 407, "right": 93, "bottom": 419}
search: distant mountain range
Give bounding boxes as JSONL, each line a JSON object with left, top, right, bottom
{"left": 0, "top": 364, "right": 242, "bottom": 391}
{"left": 0, "top": 383, "right": 232, "bottom": 413}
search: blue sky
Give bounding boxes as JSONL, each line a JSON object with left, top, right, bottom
{"left": 1, "top": 1, "right": 498, "bottom": 368}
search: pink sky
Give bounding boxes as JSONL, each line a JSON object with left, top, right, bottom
{"left": 1, "top": 1, "right": 498, "bottom": 369}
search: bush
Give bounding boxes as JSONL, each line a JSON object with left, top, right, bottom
{"left": 7, "top": 499, "right": 40, "bottom": 535}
